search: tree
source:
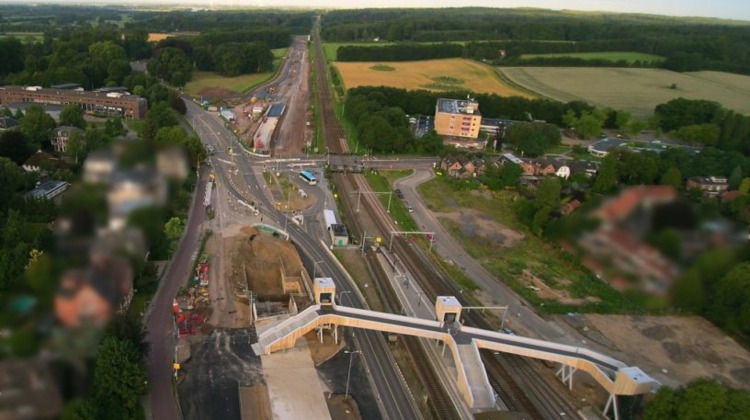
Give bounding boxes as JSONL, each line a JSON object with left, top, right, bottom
{"left": 739, "top": 177, "right": 750, "bottom": 195}
{"left": 677, "top": 378, "right": 728, "bottom": 420}
{"left": 20, "top": 104, "right": 56, "bottom": 150}
{"left": 728, "top": 165, "right": 743, "bottom": 190}
{"left": 93, "top": 337, "right": 148, "bottom": 416}
{"left": 0, "top": 130, "right": 32, "bottom": 166}
{"left": 164, "top": 217, "right": 185, "bottom": 255}
{"left": 104, "top": 314, "right": 149, "bottom": 359}
{"left": 593, "top": 154, "right": 616, "bottom": 194}
{"left": 535, "top": 177, "right": 561, "bottom": 211}
{"left": 615, "top": 110, "right": 632, "bottom": 131}
{"left": 643, "top": 386, "right": 676, "bottom": 420}
{"left": 59, "top": 104, "right": 86, "bottom": 129}
{"left": 660, "top": 167, "right": 683, "bottom": 189}
{"left": 643, "top": 379, "right": 750, "bottom": 420}
{"left": 709, "top": 263, "right": 750, "bottom": 335}
{"left": 674, "top": 123, "right": 720, "bottom": 146}
{"left": 66, "top": 130, "right": 86, "bottom": 164}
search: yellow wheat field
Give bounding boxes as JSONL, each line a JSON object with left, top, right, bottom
{"left": 333, "top": 58, "right": 532, "bottom": 97}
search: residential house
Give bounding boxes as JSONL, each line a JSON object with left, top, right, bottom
{"left": 471, "top": 158, "right": 486, "bottom": 177}
{"left": 83, "top": 149, "right": 117, "bottom": 184}
{"left": 567, "top": 160, "right": 599, "bottom": 178}
{"left": 441, "top": 154, "right": 478, "bottom": 178}
{"left": 54, "top": 255, "right": 134, "bottom": 329}
{"left": 686, "top": 176, "right": 728, "bottom": 197}
{"left": 499, "top": 153, "right": 536, "bottom": 176}
{"left": 561, "top": 199, "right": 582, "bottom": 215}
{"left": 22, "top": 150, "right": 67, "bottom": 173}
{"left": 531, "top": 158, "right": 558, "bottom": 176}
{"left": 51, "top": 126, "right": 85, "bottom": 153}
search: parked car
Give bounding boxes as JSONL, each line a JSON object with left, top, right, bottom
{"left": 407, "top": 204, "right": 414, "bottom": 213}
{"left": 394, "top": 188, "right": 404, "bottom": 199}
{"left": 502, "top": 327, "right": 516, "bottom": 336}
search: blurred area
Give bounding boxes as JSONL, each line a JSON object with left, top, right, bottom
{"left": 1, "top": 106, "right": 201, "bottom": 418}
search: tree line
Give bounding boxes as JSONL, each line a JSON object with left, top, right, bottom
{"left": 322, "top": 8, "right": 750, "bottom": 75}
{"left": 337, "top": 42, "right": 463, "bottom": 62}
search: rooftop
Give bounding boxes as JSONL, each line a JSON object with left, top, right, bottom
{"left": 436, "top": 98, "right": 481, "bottom": 116}
{"left": 1, "top": 85, "right": 144, "bottom": 103}
{"left": 25, "top": 180, "right": 69, "bottom": 199}
{"left": 589, "top": 138, "right": 627, "bottom": 152}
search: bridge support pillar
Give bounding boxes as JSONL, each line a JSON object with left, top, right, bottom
{"left": 604, "top": 393, "right": 619, "bottom": 420}
{"left": 556, "top": 364, "right": 577, "bottom": 390}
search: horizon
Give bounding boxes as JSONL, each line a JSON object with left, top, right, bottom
{"left": 1, "top": 1, "right": 748, "bottom": 22}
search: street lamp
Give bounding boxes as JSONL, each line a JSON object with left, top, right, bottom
{"left": 344, "top": 350, "right": 361, "bottom": 400}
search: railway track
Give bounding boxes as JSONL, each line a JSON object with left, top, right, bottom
{"left": 312, "top": 22, "right": 348, "bottom": 154}
{"left": 313, "top": 18, "right": 579, "bottom": 419}
{"left": 334, "top": 170, "right": 458, "bottom": 419}
{"left": 344, "top": 173, "right": 582, "bottom": 418}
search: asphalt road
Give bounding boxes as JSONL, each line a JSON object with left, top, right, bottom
{"left": 184, "top": 99, "right": 422, "bottom": 419}
{"left": 144, "top": 166, "right": 209, "bottom": 420}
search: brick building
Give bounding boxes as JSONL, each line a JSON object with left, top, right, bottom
{"left": 0, "top": 85, "right": 147, "bottom": 119}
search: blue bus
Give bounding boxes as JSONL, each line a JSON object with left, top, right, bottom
{"left": 300, "top": 170, "right": 317, "bottom": 185}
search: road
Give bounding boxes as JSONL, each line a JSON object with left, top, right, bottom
{"left": 395, "top": 169, "right": 567, "bottom": 341}
{"left": 145, "top": 166, "right": 208, "bottom": 420}
{"left": 184, "top": 101, "right": 422, "bottom": 418}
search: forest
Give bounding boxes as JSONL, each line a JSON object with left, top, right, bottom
{"left": 321, "top": 8, "right": 750, "bottom": 74}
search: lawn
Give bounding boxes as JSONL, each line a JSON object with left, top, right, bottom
{"left": 334, "top": 58, "right": 532, "bottom": 97}
{"left": 0, "top": 32, "right": 43, "bottom": 43}
{"left": 185, "top": 70, "right": 275, "bottom": 96}
{"left": 497, "top": 67, "right": 750, "bottom": 117}
{"left": 185, "top": 50, "right": 286, "bottom": 97}
{"left": 364, "top": 171, "right": 418, "bottom": 233}
{"left": 419, "top": 176, "right": 641, "bottom": 313}
{"left": 520, "top": 51, "right": 664, "bottom": 63}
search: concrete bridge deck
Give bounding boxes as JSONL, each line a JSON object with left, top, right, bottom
{"left": 252, "top": 303, "right": 656, "bottom": 413}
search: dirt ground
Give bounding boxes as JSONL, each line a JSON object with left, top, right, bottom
{"left": 576, "top": 314, "right": 750, "bottom": 389}
{"left": 305, "top": 330, "right": 345, "bottom": 365}
{"left": 437, "top": 208, "right": 525, "bottom": 250}
{"left": 229, "top": 226, "right": 305, "bottom": 296}
{"left": 326, "top": 394, "right": 362, "bottom": 420}
{"left": 198, "top": 87, "right": 235, "bottom": 100}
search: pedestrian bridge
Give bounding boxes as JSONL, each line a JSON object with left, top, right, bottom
{"left": 251, "top": 279, "right": 657, "bottom": 415}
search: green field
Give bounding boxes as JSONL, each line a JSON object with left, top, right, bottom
{"left": 0, "top": 32, "right": 44, "bottom": 43}
{"left": 419, "top": 176, "right": 645, "bottom": 313}
{"left": 498, "top": 67, "right": 750, "bottom": 117}
{"left": 520, "top": 51, "right": 664, "bottom": 63}
{"left": 185, "top": 50, "right": 286, "bottom": 96}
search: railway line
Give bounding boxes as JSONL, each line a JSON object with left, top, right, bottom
{"left": 334, "top": 171, "right": 458, "bottom": 419}
{"left": 312, "top": 18, "right": 580, "bottom": 419}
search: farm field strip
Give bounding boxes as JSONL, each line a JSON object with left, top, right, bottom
{"left": 334, "top": 58, "right": 532, "bottom": 97}
{"left": 497, "top": 66, "right": 750, "bottom": 117}
{"left": 520, "top": 51, "right": 664, "bottom": 62}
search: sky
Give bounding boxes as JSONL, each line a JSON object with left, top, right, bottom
{"left": 21, "top": 1, "right": 750, "bottom": 22}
